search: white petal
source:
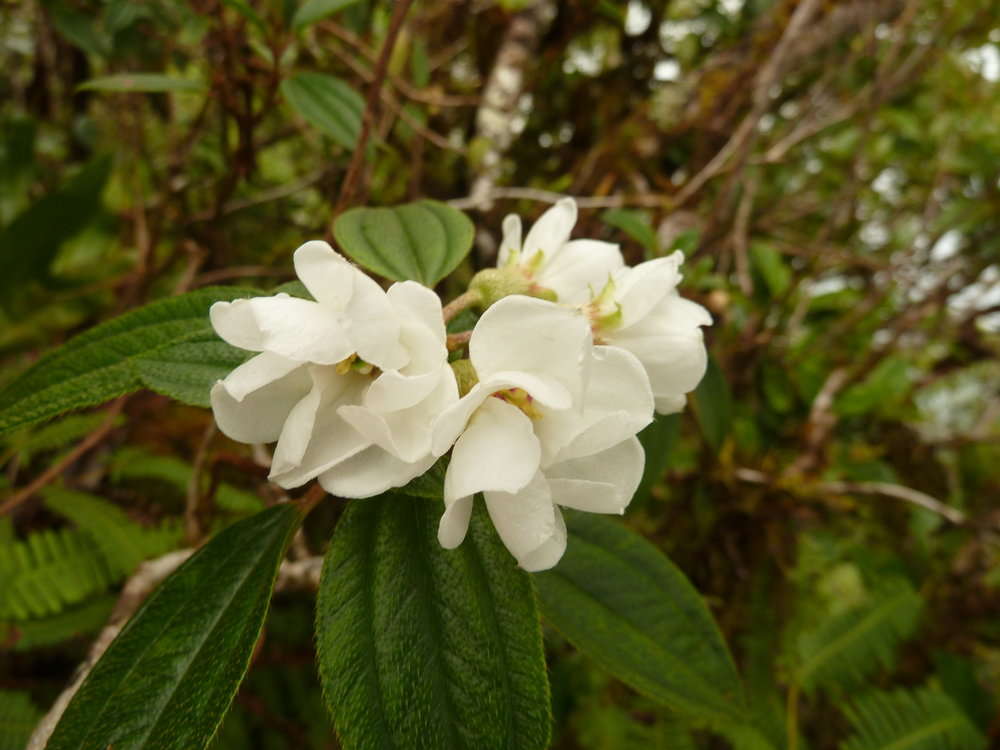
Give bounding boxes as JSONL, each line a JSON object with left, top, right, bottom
{"left": 319, "top": 448, "right": 435, "bottom": 498}
{"left": 210, "top": 295, "right": 353, "bottom": 364}
{"left": 481, "top": 371, "right": 571, "bottom": 410}
{"left": 216, "top": 351, "right": 301, "bottom": 402}
{"left": 438, "top": 495, "right": 474, "bottom": 549}
{"left": 614, "top": 254, "right": 683, "bottom": 327}
{"left": 469, "top": 295, "right": 591, "bottom": 400}
{"left": 345, "top": 271, "right": 407, "bottom": 371}
{"left": 536, "top": 345, "right": 653, "bottom": 464}
{"left": 388, "top": 280, "right": 447, "bottom": 344}
{"left": 444, "top": 397, "right": 540, "bottom": 501}
{"left": 292, "top": 241, "right": 353, "bottom": 308}
{"left": 210, "top": 362, "right": 311, "bottom": 444}
{"left": 431, "top": 384, "right": 492, "bottom": 456}
{"left": 518, "top": 506, "right": 567, "bottom": 572}
{"left": 483, "top": 472, "right": 565, "bottom": 570}
{"left": 522, "top": 198, "right": 577, "bottom": 262}
{"left": 268, "top": 368, "right": 370, "bottom": 488}
{"left": 654, "top": 393, "right": 688, "bottom": 415}
{"left": 497, "top": 213, "right": 522, "bottom": 268}
{"left": 538, "top": 239, "right": 625, "bottom": 305}
{"left": 547, "top": 437, "right": 644, "bottom": 514}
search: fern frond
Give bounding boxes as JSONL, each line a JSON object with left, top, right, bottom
{"left": 1, "top": 593, "right": 115, "bottom": 651}
{"left": 841, "top": 686, "right": 986, "bottom": 750}
{"left": 795, "top": 576, "right": 922, "bottom": 692}
{"left": 0, "top": 527, "right": 115, "bottom": 619}
{"left": 2, "top": 412, "right": 121, "bottom": 465}
{"left": 110, "top": 447, "right": 263, "bottom": 513}
{"left": 0, "top": 689, "right": 42, "bottom": 750}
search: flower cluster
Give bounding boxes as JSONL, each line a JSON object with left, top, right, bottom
{"left": 210, "top": 200, "right": 711, "bottom": 571}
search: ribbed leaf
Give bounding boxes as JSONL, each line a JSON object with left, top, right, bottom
{"left": 795, "top": 576, "right": 922, "bottom": 692}
{"left": 2, "top": 412, "right": 123, "bottom": 464}
{"left": 333, "top": 200, "right": 475, "bottom": 285}
{"left": 133, "top": 332, "right": 252, "bottom": 408}
{"left": 78, "top": 74, "right": 204, "bottom": 92}
{"left": 47, "top": 504, "right": 302, "bottom": 750}
{"left": 841, "top": 686, "right": 986, "bottom": 750}
{"left": 281, "top": 72, "right": 364, "bottom": 151}
{"left": 0, "top": 528, "right": 115, "bottom": 619}
{"left": 0, "top": 156, "right": 111, "bottom": 300}
{"left": 291, "top": 0, "right": 364, "bottom": 29}
{"left": 316, "top": 495, "right": 550, "bottom": 750}
{"left": 0, "top": 286, "right": 256, "bottom": 435}
{"left": 535, "top": 512, "right": 745, "bottom": 725}
{"left": 0, "top": 690, "right": 42, "bottom": 750}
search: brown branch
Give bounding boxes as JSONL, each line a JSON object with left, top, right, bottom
{"left": 333, "top": 0, "right": 414, "bottom": 217}
{"left": 0, "top": 397, "right": 127, "bottom": 516}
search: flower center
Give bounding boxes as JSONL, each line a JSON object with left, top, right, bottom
{"left": 492, "top": 387, "right": 542, "bottom": 419}
{"left": 335, "top": 353, "right": 379, "bottom": 377}
{"left": 583, "top": 277, "right": 622, "bottom": 342}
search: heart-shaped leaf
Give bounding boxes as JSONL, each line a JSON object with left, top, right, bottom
{"left": 333, "top": 200, "right": 475, "bottom": 285}
{"left": 46, "top": 504, "right": 302, "bottom": 750}
{"left": 535, "top": 511, "right": 746, "bottom": 726}
{"left": 316, "top": 494, "right": 550, "bottom": 750}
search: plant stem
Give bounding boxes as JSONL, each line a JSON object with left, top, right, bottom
{"left": 442, "top": 289, "right": 482, "bottom": 323}
{"left": 332, "top": 0, "right": 414, "bottom": 218}
{"left": 298, "top": 483, "right": 328, "bottom": 517}
{"left": 786, "top": 681, "right": 800, "bottom": 750}
{"left": 446, "top": 331, "right": 473, "bottom": 350}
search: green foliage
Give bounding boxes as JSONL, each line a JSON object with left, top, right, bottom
{"left": 0, "top": 690, "right": 42, "bottom": 750}
{"left": 316, "top": 494, "right": 551, "bottom": 750}
{"left": 0, "top": 287, "right": 256, "bottom": 435}
{"left": 0, "top": 528, "right": 114, "bottom": 620}
{"left": 1, "top": 594, "right": 115, "bottom": 652}
{"left": 535, "top": 512, "right": 746, "bottom": 727}
{"left": 42, "top": 486, "right": 182, "bottom": 576}
{"left": 835, "top": 358, "right": 912, "bottom": 417}
{"left": 0, "top": 156, "right": 111, "bottom": 302}
{"left": 47, "top": 504, "right": 302, "bottom": 750}
{"left": 291, "top": 0, "right": 364, "bottom": 30}
{"left": 78, "top": 74, "right": 204, "bottom": 93}
{"left": 794, "top": 576, "right": 923, "bottom": 692}
{"left": 841, "top": 686, "right": 986, "bottom": 750}
{"left": 692, "top": 354, "right": 732, "bottom": 451}
{"left": 333, "top": 201, "right": 476, "bottom": 285}
{"left": 634, "top": 412, "right": 681, "bottom": 506}
{"left": 601, "top": 209, "right": 658, "bottom": 256}
{"left": 109, "top": 447, "right": 264, "bottom": 514}
{"left": 2, "top": 412, "right": 123, "bottom": 465}
{"left": 281, "top": 72, "right": 365, "bottom": 151}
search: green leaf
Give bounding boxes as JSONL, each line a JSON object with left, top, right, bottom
{"left": 841, "top": 686, "right": 986, "bottom": 750}
{"left": 749, "top": 242, "right": 791, "bottom": 298}
{"left": 634, "top": 412, "right": 680, "bottom": 505}
{"left": 333, "top": 200, "right": 475, "bottom": 285}
{"left": 795, "top": 576, "right": 922, "bottom": 692}
{"left": 47, "top": 504, "right": 302, "bottom": 750}
{"left": 316, "top": 494, "right": 551, "bottom": 750}
{"left": 535, "top": 512, "right": 746, "bottom": 725}
{"left": 0, "top": 690, "right": 43, "bottom": 750}
{"left": 78, "top": 74, "right": 205, "bottom": 93}
{"left": 0, "top": 156, "right": 111, "bottom": 300}
{"left": 1, "top": 594, "right": 115, "bottom": 651}
{"left": 291, "top": 0, "right": 364, "bottom": 29}
{"left": 133, "top": 331, "right": 252, "bottom": 408}
{"left": 693, "top": 354, "right": 732, "bottom": 451}
{"left": 281, "top": 72, "right": 364, "bottom": 151}
{"left": 0, "top": 286, "right": 256, "bottom": 436}
{"left": 601, "top": 208, "right": 658, "bottom": 256}
{"left": 834, "top": 357, "right": 911, "bottom": 417}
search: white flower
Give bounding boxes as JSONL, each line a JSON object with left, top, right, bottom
{"left": 209, "top": 241, "right": 456, "bottom": 498}
{"left": 586, "top": 251, "right": 712, "bottom": 414}
{"left": 497, "top": 197, "right": 625, "bottom": 305}
{"left": 432, "top": 295, "right": 653, "bottom": 571}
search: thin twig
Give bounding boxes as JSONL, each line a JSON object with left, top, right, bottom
{"left": 184, "top": 422, "right": 216, "bottom": 545}
{"left": 0, "top": 398, "right": 127, "bottom": 516}
{"left": 333, "top": 0, "right": 414, "bottom": 216}
{"left": 448, "top": 186, "right": 670, "bottom": 211}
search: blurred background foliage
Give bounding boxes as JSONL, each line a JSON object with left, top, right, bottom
{"left": 1, "top": 0, "right": 999, "bottom": 748}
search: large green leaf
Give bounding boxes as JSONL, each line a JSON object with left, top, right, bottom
{"left": 281, "top": 72, "right": 364, "bottom": 151}
{"left": 0, "top": 156, "right": 111, "bottom": 300}
{"left": 291, "top": 0, "right": 364, "bottom": 30}
{"left": 535, "top": 512, "right": 746, "bottom": 725}
{"left": 333, "top": 201, "right": 475, "bottom": 285}
{"left": 316, "top": 495, "right": 551, "bottom": 750}
{"left": 47, "top": 503, "right": 302, "bottom": 750}
{"left": 78, "top": 74, "right": 204, "bottom": 93}
{"left": 0, "top": 287, "right": 255, "bottom": 435}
